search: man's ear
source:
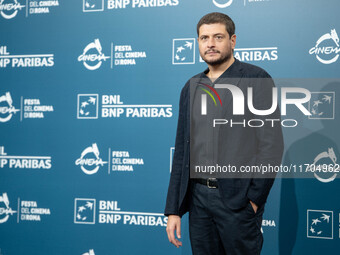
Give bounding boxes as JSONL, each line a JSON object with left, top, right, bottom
{"left": 231, "top": 34, "right": 236, "bottom": 50}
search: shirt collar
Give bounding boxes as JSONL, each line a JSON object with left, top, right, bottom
{"left": 202, "top": 58, "right": 240, "bottom": 79}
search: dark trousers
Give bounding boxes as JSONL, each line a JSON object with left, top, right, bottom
{"left": 189, "top": 181, "right": 264, "bottom": 255}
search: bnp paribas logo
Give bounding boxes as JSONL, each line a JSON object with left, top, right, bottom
{"left": 83, "top": 0, "right": 104, "bottom": 12}
{"left": 307, "top": 209, "right": 333, "bottom": 239}
{"left": 172, "top": 39, "right": 195, "bottom": 64}
{"left": 199, "top": 83, "right": 223, "bottom": 115}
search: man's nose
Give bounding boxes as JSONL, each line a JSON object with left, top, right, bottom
{"left": 207, "top": 37, "right": 216, "bottom": 48}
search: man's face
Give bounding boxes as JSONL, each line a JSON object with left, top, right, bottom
{"left": 198, "top": 23, "right": 236, "bottom": 66}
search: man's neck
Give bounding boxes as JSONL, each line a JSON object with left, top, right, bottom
{"left": 206, "top": 57, "right": 235, "bottom": 82}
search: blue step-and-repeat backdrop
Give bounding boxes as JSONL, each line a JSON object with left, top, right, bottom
{"left": 1, "top": 0, "right": 340, "bottom": 254}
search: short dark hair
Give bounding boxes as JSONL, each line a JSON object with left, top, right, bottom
{"left": 197, "top": 12, "right": 235, "bottom": 38}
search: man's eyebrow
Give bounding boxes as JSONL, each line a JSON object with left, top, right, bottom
{"left": 200, "top": 33, "right": 225, "bottom": 37}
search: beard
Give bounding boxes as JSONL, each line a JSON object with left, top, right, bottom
{"left": 202, "top": 49, "right": 233, "bottom": 66}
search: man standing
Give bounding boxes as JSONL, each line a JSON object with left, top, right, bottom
{"left": 165, "top": 12, "right": 284, "bottom": 255}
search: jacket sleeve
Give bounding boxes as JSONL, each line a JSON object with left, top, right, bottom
{"left": 164, "top": 83, "right": 188, "bottom": 216}
{"left": 246, "top": 71, "right": 284, "bottom": 207}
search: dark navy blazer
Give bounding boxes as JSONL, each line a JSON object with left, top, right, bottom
{"left": 165, "top": 59, "right": 284, "bottom": 217}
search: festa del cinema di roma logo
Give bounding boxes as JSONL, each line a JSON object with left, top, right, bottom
{"left": 0, "top": 0, "right": 25, "bottom": 19}
{"left": 78, "top": 39, "right": 147, "bottom": 69}
{"left": 0, "top": 92, "right": 20, "bottom": 123}
{"left": 75, "top": 142, "right": 144, "bottom": 174}
{"left": 78, "top": 39, "right": 110, "bottom": 70}
{"left": 0, "top": 193, "right": 51, "bottom": 223}
{"left": 0, "top": 92, "right": 54, "bottom": 122}
{"left": 309, "top": 29, "right": 340, "bottom": 64}
{"left": 212, "top": 0, "right": 232, "bottom": 8}
{"left": 75, "top": 143, "right": 107, "bottom": 175}
{"left": 0, "top": 0, "right": 58, "bottom": 18}
{"left": 306, "top": 147, "right": 338, "bottom": 183}
{"left": 82, "top": 249, "right": 95, "bottom": 255}
{"left": 0, "top": 193, "right": 16, "bottom": 224}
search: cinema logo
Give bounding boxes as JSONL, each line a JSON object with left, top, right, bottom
{"left": 200, "top": 84, "right": 313, "bottom": 128}
{"left": 306, "top": 147, "right": 338, "bottom": 183}
{"left": 0, "top": 45, "right": 54, "bottom": 68}
{"left": 0, "top": 92, "right": 19, "bottom": 122}
{"left": 212, "top": 0, "right": 272, "bottom": 8}
{"left": 82, "top": 249, "right": 96, "bottom": 255}
{"left": 78, "top": 39, "right": 110, "bottom": 71}
{"left": 0, "top": 146, "right": 52, "bottom": 169}
{"left": 77, "top": 94, "right": 172, "bottom": 118}
{"left": 74, "top": 198, "right": 167, "bottom": 227}
{"left": 75, "top": 143, "right": 144, "bottom": 174}
{"left": 309, "top": 29, "right": 340, "bottom": 64}
{"left": 0, "top": 192, "right": 51, "bottom": 223}
{"left": 0, "top": 193, "right": 16, "bottom": 224}
{"left": 78, "top": 39, "right": 147, "bottom": 69}
{"left": 0, "top": 92, "right": 54, "bottom": 122}
{"left": 0, "top": 0, "right": 59, "bottom": 18}
{"left": 212, "top": 0, "right": 232, "bottom": 8}
{"left": 0, "top": 0, "right": 25, "bottom": 19}
{"left": 75, "top": 143, "right": 107, "bottom": 175}
{"left": 83, "top": 0, "right": 179, "bottom": 12}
